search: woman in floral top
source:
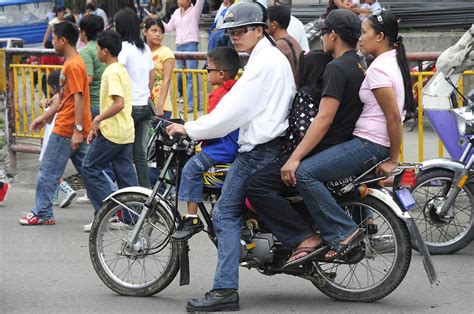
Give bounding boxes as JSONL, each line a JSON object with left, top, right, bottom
{"left": 144, "top": 17, "right": 176, "bottom": 118}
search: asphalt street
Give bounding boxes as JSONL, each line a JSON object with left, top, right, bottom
{"left": 1, "top": 181, "right": 473, "bottom": 314}
{"left": 1, "top": 124, "right": 473, "bottom": 313}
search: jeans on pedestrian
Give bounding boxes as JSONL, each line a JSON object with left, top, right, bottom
{"left": 90, "top": 106, "right": 117, "bottom": 191}
{"left": 82, "top": 134, "right": 138, "bottom": 215}
{"left": 176, "top": 42, "right": 199, "bottom": 110}
{"left": 178, "top": 152, "right": 217, "bottom": 203}
{"left": 245, "top": 156, "right": 314, "bottom": 249}
{"left": 212, "top": 139, "right": 281, "bottom": 290}
{"left": 32, "top": 133, "right": 88, "bottom": 218}
{"left": 295, "top": 137, "right": 390, "bottom": 247}
{"left": 132, "top": 105, "right": 152, "bottom": 188}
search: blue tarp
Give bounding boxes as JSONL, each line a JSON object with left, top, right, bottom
{"left": 0, "top": 0, "right": 51, "bottom": 6}
{"left": 0, "top": 22, "right": 47, "bottom": 44}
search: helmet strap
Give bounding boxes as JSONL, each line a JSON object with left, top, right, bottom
{"left": 263, "top": 30, "right": 276, "bottom": 46}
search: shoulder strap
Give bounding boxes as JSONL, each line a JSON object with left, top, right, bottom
{"left": 278, "top": 37, "right": 298, "bottom": 71}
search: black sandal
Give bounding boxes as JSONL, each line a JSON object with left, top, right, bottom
{"left": 325, "top": 228, "right": 365, "bottom": 261}
{"left": 282, "top": 245, "right": 328, "bottom": 270}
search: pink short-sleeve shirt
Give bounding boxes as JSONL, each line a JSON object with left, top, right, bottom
{"left": 353, "top": 49, "right": 405, "bottom": 147}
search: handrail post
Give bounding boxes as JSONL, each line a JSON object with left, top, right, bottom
{"left": 5, "top": 51, "right": 16, "bottom": 173}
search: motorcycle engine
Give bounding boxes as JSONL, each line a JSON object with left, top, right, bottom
{"left": 239, "top": 221, "right": 275, "bottom": 266}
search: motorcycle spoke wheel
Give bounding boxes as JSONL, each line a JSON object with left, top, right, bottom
{"left": 89, "top": 193, "right": 179, "bottom": 296}
{"left": 312, "top": 196, "right": 411, "bottom": 302}
{"left": 411, "top": 169, "right": 474, "bottom": 254}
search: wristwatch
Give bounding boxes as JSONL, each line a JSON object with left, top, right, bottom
{"left": 74, "top": 124, "right": 83, "bottom": 132}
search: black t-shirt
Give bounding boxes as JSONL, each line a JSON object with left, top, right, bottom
{"left": 313, "top": 50, "right": 365, "bottom": 154}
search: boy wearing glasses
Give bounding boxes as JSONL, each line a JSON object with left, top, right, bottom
{"left": 172, "top": 46, "right": 240, "bottom": 241}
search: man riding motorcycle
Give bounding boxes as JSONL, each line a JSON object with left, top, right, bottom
{"left": 166, "top": 2, "right": 295, "bottom": 311}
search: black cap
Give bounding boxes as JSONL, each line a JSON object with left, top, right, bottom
{"left": 317, "top": 9, "right": 361, "bottom": 44}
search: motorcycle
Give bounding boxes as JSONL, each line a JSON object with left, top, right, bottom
{"left": 88, "top": 118, "right": 437, "bottom": 302}
{"left": 403, "top": 25, "right": 474, "bottom": 255}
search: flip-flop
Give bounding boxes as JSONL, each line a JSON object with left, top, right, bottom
{"left": 282, "top": 245, "right": 329, "bottom": 270}
{"left": 325, "top": 228, "right": 365, "bottom": 262}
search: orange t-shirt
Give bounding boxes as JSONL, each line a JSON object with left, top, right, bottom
{"left": 53, "top": 55, "right": 92, "bottom": 138}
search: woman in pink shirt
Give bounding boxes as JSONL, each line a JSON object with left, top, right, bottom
{"left": 283, "top": 10, "right": 416, "bottom": 262}
{"left": 164, "top": 0, "right": 205, "bottom": 112}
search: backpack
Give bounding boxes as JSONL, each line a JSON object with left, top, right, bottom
{"left": 278, "top": 51, "right": 333, "bottom": 158}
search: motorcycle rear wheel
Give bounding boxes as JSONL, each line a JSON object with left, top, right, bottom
{"left": 89, "top": 193, "right": 180, "bottom": 296}
{"left": 410, "top": 169, "right": 474, "bottom": 254}
{"left": 311, "top": 195, "right": 412, "bottom": 302}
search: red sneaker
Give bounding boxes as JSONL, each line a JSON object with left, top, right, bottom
{"left": 0, "top": 182, "right": 9, "bottom": 205}
{"left": 19, "top": 213, "right": 56, "bottom": 225}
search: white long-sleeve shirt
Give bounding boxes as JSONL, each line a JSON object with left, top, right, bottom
{"left": 185, "top": 38, "right": 296, "bottom": 152}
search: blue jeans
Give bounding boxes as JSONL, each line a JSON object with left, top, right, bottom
{"left": 212, "top": 139, "right": 281, "bottom": 290}
{"left": 176, "top": 42, "right": 199, "bottom": 110}
{"left": 295, "top": 137, "right": 390, "bottom": 246}
{"left": 82, "top": 134, "right": 138, "bottom": 215}
{"left": 32, "top": 133, "right": 88, "bottom": 219}
{"left": 132, "top": 106, "right": 152, "bottom": 188}
{"left": 179, "top": 152, "right": 216, "bottom": 203}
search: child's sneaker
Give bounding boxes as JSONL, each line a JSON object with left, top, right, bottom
{"left": 0, "top": 182, "right": 9, "bottom": 205}
{"left": 58, "top": 181, "right": 76, "bottom": 208}
{"left": 19, "top": 213, "right": 56, "bottom": 225}
{"left": 171, "top": 216, "right": 204, "bottom": 241}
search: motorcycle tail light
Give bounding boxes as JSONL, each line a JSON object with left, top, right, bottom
{"left": 399, "top": 169, "right": 417, "bottom": 190}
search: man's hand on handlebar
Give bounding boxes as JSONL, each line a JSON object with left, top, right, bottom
{"left": 166, "top": 123, "right": 188, "bottom": 140}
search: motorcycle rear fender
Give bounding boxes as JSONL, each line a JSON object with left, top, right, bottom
{"left": 367, "top": 188, "right": 412, "bottom": 221}
{"left": 420, "top": 158, "right": 466, "bottom": 176}
{"left": 104, "top": 187, "right": 175, "bottom": 224}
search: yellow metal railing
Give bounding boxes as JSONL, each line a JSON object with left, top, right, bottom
{"left": 10, "top": 64, "right": 62, "bottom": 138}
{"left": 8, "top": 62, "right": 474, "bottom": 165}
{"left": 171, "top": 69, "right": 209, "bottom": 121}
{"left": 401, "top": 70, "right": 474, "bottom": 162}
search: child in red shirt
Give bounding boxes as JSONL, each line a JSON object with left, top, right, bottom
{"left": 172, "top": 47, "right": 241, "bottom": 241}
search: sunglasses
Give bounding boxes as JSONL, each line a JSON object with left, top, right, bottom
{"left": 204, "top": 65, "right": 228, "bottom": 73}
{"left": 225, "top": 26, "right": 257, "bottom": 37}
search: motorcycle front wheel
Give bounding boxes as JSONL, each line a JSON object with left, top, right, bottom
{"left": 410, "top": 169, "right": 474, "bottom": 254}
{"left": 89, "top": 193, "right": 180, "bottom": 296}
{"left": 310, "top": 195, "right": 412, "bottom": 302}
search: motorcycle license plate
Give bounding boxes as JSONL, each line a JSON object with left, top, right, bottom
{"left": 395, "top": 188, "right": 416, "bottom": 212}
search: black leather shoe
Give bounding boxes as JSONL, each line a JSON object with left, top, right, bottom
{"left": 172, "top": 216, "right": 204, "bottom": 241}
{"left": 186, "top": 289, "right": 239, "bottom": 312}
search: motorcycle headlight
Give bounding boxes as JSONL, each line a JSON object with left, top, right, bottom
{"left": 453, "top": 107, "right": 474, "bottom": 136}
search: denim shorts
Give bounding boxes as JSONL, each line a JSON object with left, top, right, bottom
{"left": 178, "top": 152, "right": 217, "bottom": 203}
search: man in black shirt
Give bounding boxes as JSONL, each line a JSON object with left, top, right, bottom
{"left": 245, "top": 9, "right": 365, "bottom": 266}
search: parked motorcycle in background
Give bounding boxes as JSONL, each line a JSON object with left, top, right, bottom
{"left": 406, "top": 25, "right": 474, "bottom": 254}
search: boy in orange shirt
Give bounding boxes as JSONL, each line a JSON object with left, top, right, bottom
{"left": 20, "top": 21, "right": 92, "bottom": 225}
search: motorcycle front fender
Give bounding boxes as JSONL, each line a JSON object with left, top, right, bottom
{"left": 420, "top": 158, "right": 466, "bottom": 176}
{"left": 104, "top": 186, "right": 176, "bottom": 226}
